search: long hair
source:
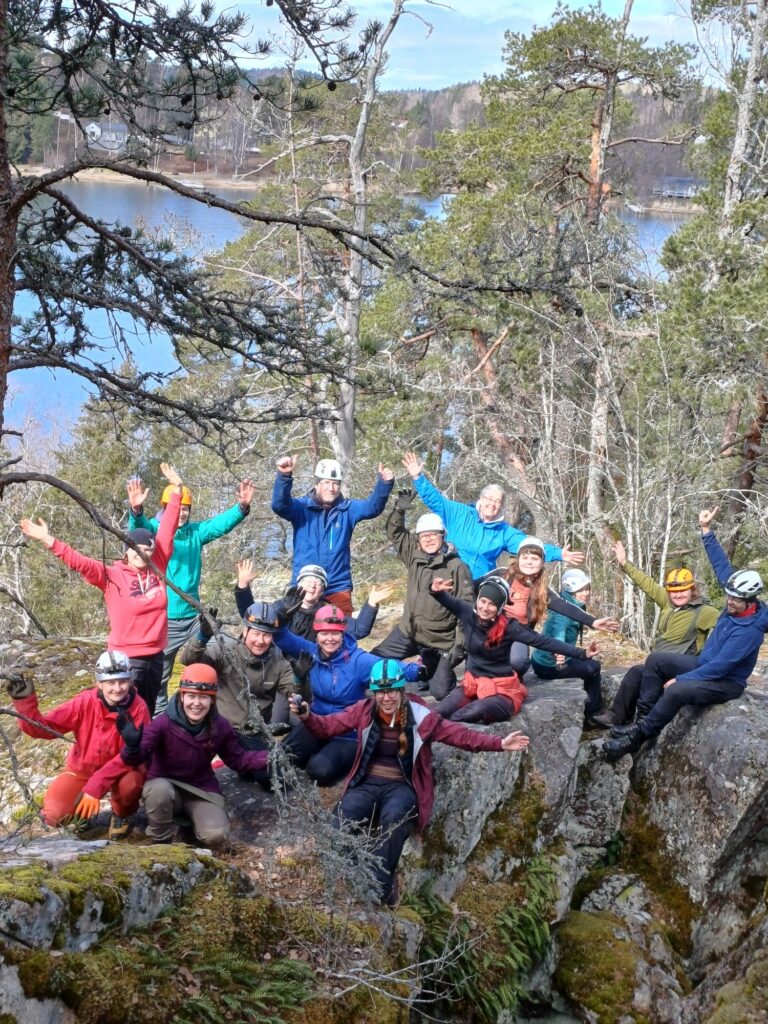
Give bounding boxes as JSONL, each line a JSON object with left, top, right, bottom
{"left": 376, "top": 693, "right": 409, "bottom": 756}
{"left": 504, "top": 559, "right": 549, "bottom": 626}
{"left": 484, "top": 611, "right": 510, "bottom": 648}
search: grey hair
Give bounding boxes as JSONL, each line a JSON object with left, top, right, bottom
{"left": 480, "top": 484, "right": 506, "bottom": 505}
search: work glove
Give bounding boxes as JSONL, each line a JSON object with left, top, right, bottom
{"left": 415, "top": 664, "right": 430, "bottom": 683}
{"left": 268, "top": 722, "right": 292, "bottom": 738}
{"left": 451, "top": 641, "right": 468, "bottom": 668}
{"left": 290, "top": 652, "right": 315, "bottom": 685}
{"left": 277, "top": 586, "right": 306, "bottom": 625}
{"left": 73, "top": 793, "right": 101, "bottom": 821}
{"left": 3, "top": 672, "right": 35, "bottom": 700}
{"left": 198, "top": 607, "right": 220, "bottom": 641}
{"left": 395, "top": 487, "right": 415, "bottom": 511}
{"left": 115, "top": 710, "right": 144, "bottom": 754}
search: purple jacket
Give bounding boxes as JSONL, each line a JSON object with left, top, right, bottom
{"left": 85, "top": 705, "right": 267, "bottom": 798}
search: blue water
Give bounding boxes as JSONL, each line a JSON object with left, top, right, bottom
{"left": 9, "top": 184, "right": 684, "bottom": 432}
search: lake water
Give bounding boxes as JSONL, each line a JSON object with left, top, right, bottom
{"left": 9, "top": 182, "right": 686, "bottom": 430}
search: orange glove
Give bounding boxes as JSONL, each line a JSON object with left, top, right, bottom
{"left": 74, "top": 793, "right": 101, "bottom": 820}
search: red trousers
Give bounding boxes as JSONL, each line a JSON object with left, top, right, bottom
{"left": 325, "top": 590, "right": 354, "bottom": 616}
{"left": 43, "top": 767, "right": 146, "bottom": 826}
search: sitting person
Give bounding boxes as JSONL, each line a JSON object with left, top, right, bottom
{"left": 401, "top": 451, "right": 583, "bottom": 579}
{"left": 604, "top": 507, "right": 768, "bottom": 762}
{"left": 290, "top": 659, "right": 529, "bottom": 906}
{"left": 19, "top": 462, "right": 183, "bottom": 715}
{"left": 234, "top": 560, "right": 387, "bottom": 642}
{"left": 479, "top": 535, "right": 618, "bottom": 676}
{"left": 592, "top": 538, "right": 719, "bottom": 727}
{"left": 531, "top": 569, "right": 608, "bottom": 729}
{"left": 430, "top": 576, "right": 598, "bottom": 724}
{"left": 4, "top": 651, "right": 149, "bottom": 838}
{"left": 371, "top": 494, "right": 473, "bottom": 700}
{"left": 180, "top": 601, "right": 295, "bottom": 767}
{"left": 274, "top": 603, "right": 425, "bottom": 786}
{"left": 85, "top": 664, "right": 270, "bottom": 847}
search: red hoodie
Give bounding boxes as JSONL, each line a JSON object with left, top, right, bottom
{"left": 50, "top": 491, "right": 181, "bottom": 656}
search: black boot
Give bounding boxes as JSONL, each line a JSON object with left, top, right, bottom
{"left": 603, "top": 723, "right": 647, "bottom": 763}
{"left": 610, "top": 715, "right": 645, "bottom": 738}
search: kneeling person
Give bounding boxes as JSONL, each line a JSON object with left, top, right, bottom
{"left": 291, "top": 660, "right": 529, "bottom": 906}
{"left": 86, "top": 665, "right": 270, "bottom": 847}
{"left": 5, "top": 651, "right": 149, "bottom": 838}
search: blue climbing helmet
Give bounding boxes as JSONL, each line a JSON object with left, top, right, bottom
{"left": 369, "top": 659, "right": 407, "bottom": 692}
{"left": 243, "top": 601, "right": 280, "bottom": 634}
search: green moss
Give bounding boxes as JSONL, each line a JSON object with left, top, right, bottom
{"left": 704, "top": 954, "right": 768, "bottom": 1024}
{"left": 554, "top": 910, "right": 651, "bottom": 1024}
{"left": 472, "top": 765, "right": 547, "bottom": 866}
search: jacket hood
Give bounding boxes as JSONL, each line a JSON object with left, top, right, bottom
{"left": 167, "top": 691, "right": 217, "bottom": 734}
{"left": 318, "top": 631, "right": 358, "bottom": 663}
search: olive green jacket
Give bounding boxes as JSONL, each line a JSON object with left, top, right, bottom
{"left": 621, "top": 561, "right": 720, "bottom": 655}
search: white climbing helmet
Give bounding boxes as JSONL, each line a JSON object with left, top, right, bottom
{"left": 517, "top": 536, "right": 545, "bottom": 556}
{"left": 562, "top": 569, "right": 591, "bottom": 593}
{"left": 95, "top": 650, "right": 132, "bottom": 681}
{"left": 314, "top": 458, "right": 343, "bottom": 481}
{"left": 724, "top": 569, "right": 763, "bottom": 600}
{"left": 416, "top": 513, "right": 445, "bottom": 535}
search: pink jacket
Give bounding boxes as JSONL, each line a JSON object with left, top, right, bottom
{"left": 50, "top": 492, "right": 181, "bottom": 656}
{"left": 13, "top": 687, "right": 150, "bottom": 777}
{"left": 303, "top": 697, "right": 504, "bottom": 833}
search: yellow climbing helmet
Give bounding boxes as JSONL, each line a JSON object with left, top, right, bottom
{"left": 665, "top": 567, "right": 694, "bottom": 592}
{"left": 161, "top": 484, "right": 192, "bottom": 506}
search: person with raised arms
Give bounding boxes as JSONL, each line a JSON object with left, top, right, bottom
{"left": 20, "top": 462, "right": 183, "bottom": 715}
{"left": 272, "top": 454, "right": 394, "bottom": 615}
{"left": 604, "top": 507, "right": 768, "bottom": 762}
{"left": 127, "top": 473, "right": 254, "bottom": 716}
{"left": 401, "top": 451, "right": 583, "bottom": 580}
{"left": 290, "top": 659, "right": 529, "bottom": 906}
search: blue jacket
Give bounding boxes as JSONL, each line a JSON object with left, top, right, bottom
{"left": 129, "top": 503, "right": 247, "bottom": 620}
{"left": 413, "top": 475, "right": 562, "bottom": 579}
{"left": 531, "top": 591, "right": 585, "bottom": 670}
{"left": 678, "top": 532, "right": 768, "bottom": 687}
{"left": 272, "top": 473, "right": 393, "bottom": 594}
{"left": 272, "top": 628, "right": 420, "bottom": 717}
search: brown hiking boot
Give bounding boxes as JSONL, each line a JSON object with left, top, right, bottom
{"left": 590, "top": 710, "right": 618, "bottom": 728}
{"left": 108, "top": 814, "right": 132, "bottom": 840}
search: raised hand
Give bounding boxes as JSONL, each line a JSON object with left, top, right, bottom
{"left": 593, "top": 618, "right": 620, "bottom": 633}
{"left": 127, "top": 477, "right": 149, "bottom": 509}
{"left": 275, "top": 454, "right": 297, "bottom": 475}
{"left": 501, "top": 731, "right": 530, "bottom": 752}
{"left": 199, "top": 607, "right": 220, "bottom": 640}
{"left": 160, "top": 462, "right": 183, "bottom": 488}
{"left": 402, "top": 451, "right": 424, "bottom": 479}
{"left": 3, "top": 672, "right": 35, "bottom": 700}
{"left": 236, "top": 558, "right": 258, "bottom": 588}
{"left": 236, "top": 478, "right": 255, "bottom": 507}
{"left": 280, "top": 586, "right": 306, "bottom": 620}
{"left": 395, "top": 488, "right": 415, "bottom": 511}
{"left": 561, "top": 544, "right": 584, "bottom": 566}
{"left": 115, "top": 710, "right": 144, "bottom": 753}
{"left": 698, "top": 507, "right": 719, "bottom": 532}
{"left": 611, "top": 539, "right": 627, "bottom": 566}
{"left": 378, "top": 462, "right": 394, "bottom": 482}
{"left": 430, "top": 577, "right": 453, "bottom": 593}
{"left": 20, "top": 517, "right": 53, "bottom": 547}
{"left": 368, "top": 582, "right": 396, "bottom": 607}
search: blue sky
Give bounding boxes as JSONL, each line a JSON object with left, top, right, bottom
{"left": 240, "top": 0, "right": 699, "bottom": 90}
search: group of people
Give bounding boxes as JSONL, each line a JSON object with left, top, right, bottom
{"left": 10, "top": 454, "right": 766, "bottom": 906}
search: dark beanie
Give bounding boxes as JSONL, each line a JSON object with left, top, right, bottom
{"left": 126, "top": 528, "right": 154, "bottom": 547}
{"left": 477, "top": 580, "right": 507, "bottom": 610}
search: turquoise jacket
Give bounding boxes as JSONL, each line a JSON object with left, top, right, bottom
{"left": 128, "top": 503, "right": 247, "bottom": 620}
{"left": 531, "top": 590, "right": 585, "bottom": 670}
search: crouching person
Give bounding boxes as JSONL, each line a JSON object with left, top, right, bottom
{"left": 4, "top": 651, "right": 149, "bottom": 838}
{"left": 290, "top": 659, "right": 529, "bottom": 906}
{"left": 85, "top": 664, "right": 269, "bottom": 848}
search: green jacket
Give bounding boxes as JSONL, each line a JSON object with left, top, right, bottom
{"left": 129, "top": 503, "right": 247, "bottom": 620}
{"left": 621, "top": 560, "right": 720, "bottom": 655}
{"left": 387, "top": 506, "right": 474, "bottom": 651}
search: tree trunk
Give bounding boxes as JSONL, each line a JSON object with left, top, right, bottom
{"left": 0, "top": 0, "right": 16, "bottom": 441}
{"left": 724, "top": 371, "right": 768, "bottom": 559}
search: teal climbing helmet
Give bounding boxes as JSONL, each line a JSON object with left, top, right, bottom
{"left": 369, "top": 659, "right": 407, "bottom": 692}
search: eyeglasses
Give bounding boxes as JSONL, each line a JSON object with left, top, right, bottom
{"left": 418, "top": 531, "right": 444, "bottom": 540}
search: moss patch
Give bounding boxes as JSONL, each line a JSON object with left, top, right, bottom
{"left": 472, "top": 765, "right": 547, "bottom": 867}
{"left": 704, "top": 953, "right": 768, "bottom": 1024}
{"left": 554, "top": 910, "right": 651, "bottom": 1024}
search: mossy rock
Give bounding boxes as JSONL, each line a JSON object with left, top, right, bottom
{"left": 704, "top": 953, "right": 768, "bottom": 1024}
{"left": 554, "top": 910, "right": 651, "bottom": 1024}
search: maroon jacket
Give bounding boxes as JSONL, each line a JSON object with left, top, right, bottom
{"left": 303, "top": 697, "right": 504, "bottom": 833}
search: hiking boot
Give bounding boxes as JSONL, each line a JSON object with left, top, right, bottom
{"left": 610, "top": 718, "right": 644, "bottom": 738}
{"left": 584, "top": 711, "right": 612, "bottom": 730}
{"left": 108, "top": 814, "right": 132, "bottom": 840}
{"left": 590, "top": 709, "right": 618, "bottom": 728}
{"left": 603, "top": 723, "right": 647, "bottom": 763}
